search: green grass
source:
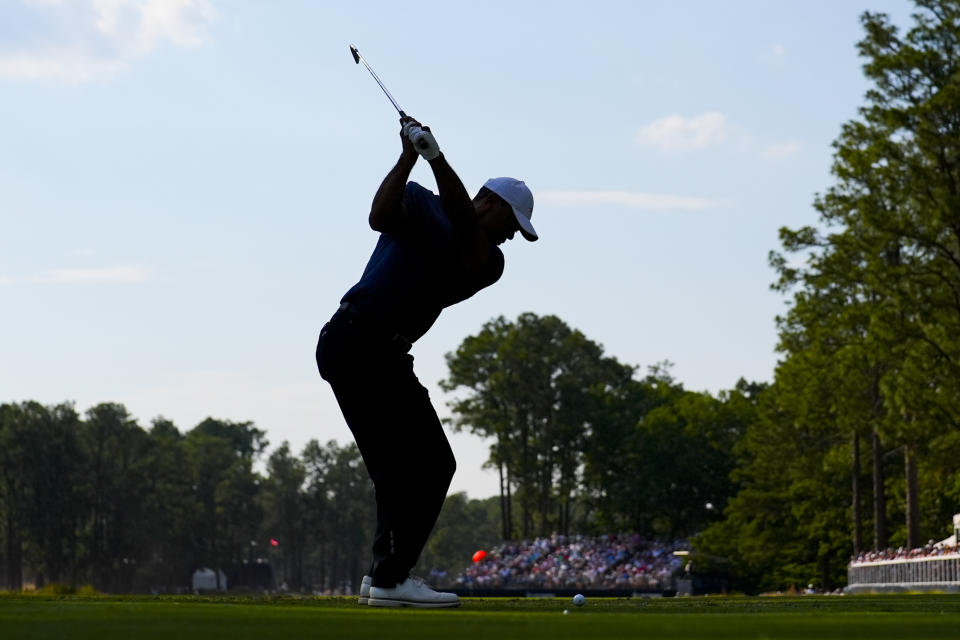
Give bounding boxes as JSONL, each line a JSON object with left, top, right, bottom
{"left": 2, "top": 594, "right": 959, "bottom": 639}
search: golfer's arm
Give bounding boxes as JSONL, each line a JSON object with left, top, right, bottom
{"left": 428, "top": 153, "right": 489, "bottom": 273}
{"left": 369, "top": 153, "right": 417, "bottom": 232}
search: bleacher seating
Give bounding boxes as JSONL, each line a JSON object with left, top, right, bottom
{"left": 456, "top": 533, "right": 687, "bottom": 590}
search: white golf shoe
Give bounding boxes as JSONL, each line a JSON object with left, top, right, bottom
{"left": 367, "top": 576, "right": 460, "bottom": 608}
{"left": 358, "top": 575, "right": 372, "bottom": 605}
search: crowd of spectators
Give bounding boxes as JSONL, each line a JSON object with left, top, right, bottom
{"left": 455, "top": 533, "right": 688, "bottom": 590}
{"left": 851, "top": 540, "right": 959, "bottom": 564}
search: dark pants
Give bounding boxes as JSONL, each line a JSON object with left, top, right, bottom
{"left": 315, "top": 308, "right": 456, "bottom": 588}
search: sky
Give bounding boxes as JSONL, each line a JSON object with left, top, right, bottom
{"left": 0, "top": 0, "right": 918, "bottom": 498}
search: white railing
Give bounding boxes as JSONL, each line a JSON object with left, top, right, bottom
{"left": 847, "top": 553, "right": 960, "bottom": 592}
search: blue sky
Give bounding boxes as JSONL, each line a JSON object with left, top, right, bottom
{"left": 1, "top": 0, "right": 916, "bottom": 498}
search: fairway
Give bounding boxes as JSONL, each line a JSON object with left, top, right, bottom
{"left": 2, "top": 595, "right": 959, "bottom": 640}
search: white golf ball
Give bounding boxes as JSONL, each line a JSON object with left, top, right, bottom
{"left": 572, "top": 593, "right": 585, "bottom": 607}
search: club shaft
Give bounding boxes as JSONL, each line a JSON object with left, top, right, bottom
{"left": 352, "top": 47, "right": 404, "bottom": 116}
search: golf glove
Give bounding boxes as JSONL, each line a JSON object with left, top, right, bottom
{"left": 404, "top": 123, "right": 440, "bottom": 161}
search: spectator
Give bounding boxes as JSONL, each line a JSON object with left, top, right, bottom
{"left": 851, "top": 543, "right": 959, "bottom": 565}
{"left": 456, "top": 534, "right": 687, "bottom": 589}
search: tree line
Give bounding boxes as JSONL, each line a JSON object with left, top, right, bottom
{"left": 0, "top": 402, "right": 378, "bottom": 593}
{"left": 1, "top": 344, "right": 755, "bottom": 593}
{"left": 442, "top": 314, "right": 761, "bottom": 543}
{"left": 696, "top": 0, "right": 960, "bottom": 592}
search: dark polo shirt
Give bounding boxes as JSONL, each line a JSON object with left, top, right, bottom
{"left": 341, "top": 182, "right": 504, "bottom": 343}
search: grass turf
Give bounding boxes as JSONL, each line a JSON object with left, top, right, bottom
{"left": 2, "top": 594, "right": 959, "bottom": 640}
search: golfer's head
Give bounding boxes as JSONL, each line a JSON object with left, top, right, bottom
{"left": 477, "top": 177, "right": 537, "bottom": 242}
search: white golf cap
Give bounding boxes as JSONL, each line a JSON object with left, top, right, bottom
{"left": 483, "top": 177, "right": 537, "bottom": 241}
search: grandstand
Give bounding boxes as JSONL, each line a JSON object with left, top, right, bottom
{"left": 454, "top": 533, "right": 688, "bottom": 596}
{"left": 846, "top": 514, "right": 960, "bottom": 593}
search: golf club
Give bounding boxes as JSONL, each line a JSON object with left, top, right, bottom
{"left": 349, "top": 44, "right": 433, "bottom": 154}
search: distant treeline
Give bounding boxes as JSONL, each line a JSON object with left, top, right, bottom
{"left": 0, "top": 400, "right": 506, "bottom": 594}
{"left": 0, "top": 402, "right": 382, "bottom": 593}
{"left": 0, "top": 355, "right": 750, "bottom": 593}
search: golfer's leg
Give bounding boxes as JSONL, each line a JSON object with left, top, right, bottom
{"left": 325, "top": 373, "right": 407, "bottom": 588}
{"left": 355, "top": 365, "right": 455, "bottom": 587}
{"left": 342, "top": 361, "right": 455, "bottom": 587}
{"left": 393, "top": 380, "right": 456, "bottom": 574}
{"left": 320, "top": 336, "right": 455, "bottom": 588}
{"left": 317, "top": 319, "right": 415, "bottom": 587}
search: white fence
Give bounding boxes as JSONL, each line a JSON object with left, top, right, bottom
{"left": 847, "top": 554, "right": 960, "bottom": 593}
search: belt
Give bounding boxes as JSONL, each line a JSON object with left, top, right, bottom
{"left": 336, "top": 302, "right": 413, "bottom": 353}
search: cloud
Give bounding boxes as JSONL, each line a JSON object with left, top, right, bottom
{"left": 637, "top": 112, "right": 801, "bottom": 160}
{"left": 636, "top": 112, "right": 729, "bottom": 151}
{"left": 0, "top": 0, "right": 216, "bottom": 82}
{"left": 0, "top": 50, "right": 127, "bottom": 82}
{"left": 771, "top": 44, "right": 787, "bottom": 58}
{"left": 540, "top": 190, "right": 717, "bottom": 211}
{"left": 40, "top": 265, "right": 150, "bottom": 283}
{"left": 763, "top": 140, "right": 802, "bottom": 159}
{"left": 95, "top": 0, "right": 215, "bottom": 52}
{"left": 0, "top": 265, "right": 150, "bottom": 285}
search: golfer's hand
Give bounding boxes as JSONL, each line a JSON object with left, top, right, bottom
{"left": 400, "top": 116, "right": 440, "bottom": 161}
{"left": 399, "top": 116, "right": 420, "bottom": 161}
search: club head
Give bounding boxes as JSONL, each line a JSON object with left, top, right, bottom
{"left": 349, "top": 45, "right": 360, "bottom": 64}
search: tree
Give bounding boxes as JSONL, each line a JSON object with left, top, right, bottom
{"left": 183, "top": 418, "right": 266, "bottom": 589}
{"left": 583, "top": 368, "right": 755, "bottom": 540}
{"left": 636, "top": 386, "right": 752, "bottom": 538}
{"left": 777, "top": 0, "right": 960, "bottom": 549}
{"left": 215, "top": 457, "right": 264, "bottom": 585}
{"left": 261, "top": 442, "right": 306, "bottom": 590}
{"left": 137, "top": 418, "right": 199, "bottom": 591}
{"left": 696, "top": 370, "right": 852, "bottom": 592}
{"left": 442, "top": 313, "right": 634, "bottom": 539}
{"left": 0, "top": 403, "right": 85, "bottom": 589}
{"left": 0, "top": 403, "right": 28, "bottom": 590}
{"left": 81, "top": 402, "right": 150, "bottom": 591}
{"left": 702, "top": 0, "right": 960, "bottom": 590}
{"left": 300, "top": 439, "right": 375, "bottom": 593}
{"left": 579, "top": 365, "right": 674, "bottom": 535}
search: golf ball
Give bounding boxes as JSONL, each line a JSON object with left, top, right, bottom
{"left": 573, "top": 593, "right": 585, "bottom": 607}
